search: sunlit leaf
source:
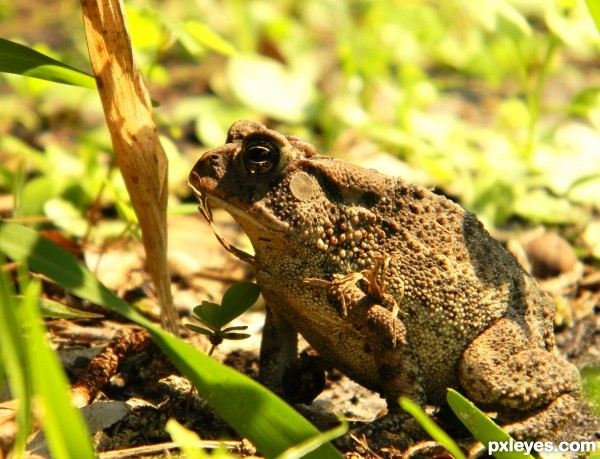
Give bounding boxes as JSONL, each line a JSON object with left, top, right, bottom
{"left": 447, "top": 389, "right": 534, "bottom": 459}
{"left": 568, "top": 175, "right": 600, "bottom": 209}
{"left": 36, "top": 297, "right": 104, "bottom": 319}
{"left": 496, "top": 2, "right": 532, "bottom": 37}
{"left": 0, "top": 261, "right": 32, "bottom": 456}
{"left": 276, "top": 420, "right": 348, "bottom": 459}
{"left": 220, "top": 282, "right": 260, "bottom": 327}
{"left": 192, "top": 301, "right": 221, "bottom": 330}
{"left": 399, "top": 396, "right": 465, "bottom": 459}
{"left": 582, "top": 221, "right": 600, "bottom": 260}
{"left": 184, "top": 323, "right": 214, "bottom": 336}
{"left": 513, "top": 189, "right": 588, "bottom": 225}
{"left": 585, "top": 0, "right": 600, "bottom": 32}
{"left": 21, "top": 281, "right": 96, "bottom": 458}
{"left": 184, "top": 20, "right": 237, "bottom": 56}
{"left": 221, "top": 325, "right": 249, "bottom": 333}
{"left": 44, "top": 198, "right": 89, "bottom": 238}
{"left": 0, "top": 38, "right": 96, "bottom": 89}
{"left": 165, "top": 419, "right": 225, "bottom": 459}
{"left": 227, "top": 55, "right": 317, "bottom": 123}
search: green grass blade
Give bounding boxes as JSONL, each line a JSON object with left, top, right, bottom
{"left": 0, "top": 221, "right": 152, "bottom": 326}
{"left": 148, "top": 329, "right": 342, "bottom": 458}
{"left": 0, "top": 222, "right": 342, "bottom": 459}
{"left": 0, "top": 38, "right": 97, "bottom": 89}
{"left": 446, "top": 389, "right": 535, "bottom": 459}
{"left": 276, "top": 420, "right": 348, "bottom": 459}
{"left": 34, "top": 297, "right": 104, "bottom": 319}
{"left": 0, "top": 260, "right": 32, "bottom": 456}
{"left": 582, "top": 367, "right": 600, "bottom": 417}
{"left": 20, "top": 281, "right": 96, "bottom": 458}
{"left": 399, "top": 397, "right": 466, "bottom": 459}
{"left": 166, "top": 419, "right": 243, "bottom": 459}
{"left": 585, "top": 0, "right": 600, "bottom": 32}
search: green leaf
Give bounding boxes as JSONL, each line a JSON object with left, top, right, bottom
{"left": 513, "top": 189, "right": 588, "bottom": 225}
{"left": 221, "top": 332, "right": 251, "bottom": 340}
{"left": 0, "top": 260, "right": 32, "bottom": 456}
{"left": 582, "top": 221, "right": 600, "bottom": 260}
{"left": 184, "top": 20, "right": 237, "bottom": 56}
{"left": 44, "top": 198, "right": 89, "bottom": 238}
{"left": 166, "top": 418, "right": 238, "bottom": 459}
{"left": 0, "top": 221, "right": 149, "bottom": 326}
{"left": 36, "top": 297, "right": 104, "bottom": 319}
{"left": 192, "top": 301, "right": 222, "bottom": 330}
{"left": 219, "top": 282, "right": 261, "bottom": 327}
{"left": 446, "top": 389, "right": 534, "bottom": 459}
{"left": 399, "top": 397, "right": 466, "bottom": 459}
{"left": 582, "top": 367, "right": 600, "bottom": 417}
{"left": 221, "top": 325, "right": 249, "bottom": 333}
{"left": 147, "top": 328, "right": 341, "bottom": 459}
{"left": 20, "top": 281, "right": 96, "bottom": 458}
{"left": 226, "top": 55, "right": 317, "bottom": 123}
{"left": 184, "top": 323, "right": 215, "bottom": 336}
{"left": 584, "top": 0, "right": 600, "bottom": 32}
{"left": 276, "top": 420, "right": 348, "bottom": 459}
{"left": 0, "top": 38, "right": 96, "bottom": 89}
{"left": 0, "top": 222, "right": 342, "bottom": 459}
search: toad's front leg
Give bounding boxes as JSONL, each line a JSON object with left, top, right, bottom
{"left": 258, "top": 305, "right": 298, "bottom": 392}
{"left": 341, "top": 282, "right": 426, "bottom": 408}
{"left": 304, "top": 266, "right": 425, "bottom": 409}
{"left": 334, "top": 281, "right": 431, "bottom": 450}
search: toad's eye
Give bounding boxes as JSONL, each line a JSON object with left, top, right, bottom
{"left": 242, "top": 135, "right": 281, "bottom": 175}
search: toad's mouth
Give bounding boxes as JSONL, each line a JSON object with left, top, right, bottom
{"left": 188, "top": 170, "right": 289, "bottom": 232}
{"left": 188, "top": 173, "right": 288, "bottom": 266}
{"left": 188, "top": 178, "right": 256, "bottom": 265}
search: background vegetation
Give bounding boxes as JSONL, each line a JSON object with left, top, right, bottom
{"left": 1, "top": 0, "right": 599, "bottom": 457}
{"left": 1, "top": 0, "right": 599, "bottom": 239}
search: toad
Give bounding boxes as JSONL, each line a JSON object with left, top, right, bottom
{"left": 189, "top": 120, "right": 598, "bottom": 451}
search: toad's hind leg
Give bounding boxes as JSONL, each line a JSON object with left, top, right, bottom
{"left": 458, "top": 317, "right": 589, "bottom": 440}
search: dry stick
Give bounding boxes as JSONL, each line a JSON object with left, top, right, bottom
{"left": 97, "top": 439, "right": 256, "bottom": 459}
{"left": 80, "top": 0, "right": 178, "bottom": 334}
{"left": 71, "top": 330, "right": 153, "bottom": 408}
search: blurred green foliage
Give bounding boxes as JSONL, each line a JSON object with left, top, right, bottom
{"left": 0, "top": 2, "right": 599, "bottom": 455}
{"left": 1, "top": 0, "right": 599, "bottom": 247}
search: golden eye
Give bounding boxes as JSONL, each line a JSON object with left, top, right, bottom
{"left": 242, "top": 135, "right": 281, "bottom": 175}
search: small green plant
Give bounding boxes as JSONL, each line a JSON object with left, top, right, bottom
{"left": 166, "top": 419, "right": 238, "bottom": 459}
{"left": 401, "top": 390, "right": 541, "bottom": 459}
{"left": 399, "top": 396, "right": 466, "bottom": 459}
{"left": 446, "top": 389, "right": 535, "bottom": 459}
{"left": 582, "top": 367, "right": 600, "bottom": 418}
{"left": 186, "top": 282, "right": 260, "bottom": 355}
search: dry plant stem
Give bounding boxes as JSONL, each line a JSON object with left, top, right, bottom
{"left": 71, "top": 330, "right": 153, "bottom": 408}
{"left": 80, "top": 0, "right": 178, "bottom": 334}
{"left": 97, "top": 439, "right": 256, "bottom": 458}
